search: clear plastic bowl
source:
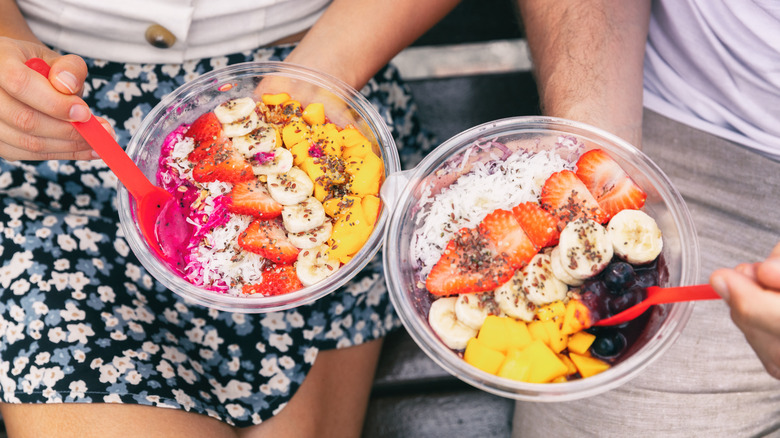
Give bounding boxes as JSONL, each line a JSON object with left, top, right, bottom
{"left": 381, "top": 116, "right": 699, "bottom": 401}
{"left": 117, "top": 62, "right": 399, "bottom": 313}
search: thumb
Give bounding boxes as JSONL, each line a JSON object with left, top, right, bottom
{"left": 47, "top": 54, "right": 88, "bottom": 96}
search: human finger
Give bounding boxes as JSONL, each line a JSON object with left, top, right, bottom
{"left": 46, "top": 54, "right": 89, "bottom": 96}
{"left": 757, "top": 242, "right": 780, "bottom": 290}
{"left": 0, "top": 54, "right": 91, "bottom": 124}
{"left": 716, "top": 269, "right": 780, "bottom": 338}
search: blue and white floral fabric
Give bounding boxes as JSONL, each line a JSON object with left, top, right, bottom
{"left": 0, "top": 45, "right": 433, "bottom": 427}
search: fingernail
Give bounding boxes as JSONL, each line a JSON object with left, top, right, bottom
{"left": 69, "top": 105, "right": 91, "bottom": 122}
{"left": 100, "top": 120, "right": 116, "bottom": 138}
{"left": 55, "top": 71, "right": 78, "bottom": 94}
{"left": 711, "top": 275, "right": 730, "bottom": 301}
{"left": 91, "top": 149, "right": 101, "bottom": 160}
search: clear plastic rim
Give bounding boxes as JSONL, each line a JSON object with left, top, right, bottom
{"left": 117, "top": 61, "right": 400, "bottom": 313}
{"left": 383, "top": 115, "right": 700, "bottom": 401}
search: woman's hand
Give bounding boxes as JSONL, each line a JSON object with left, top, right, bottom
{"left": 0, "top": 37, "right": 110, "bottom": 161}
{"left": 711, "top": 242, "right": 780, "bottom": 379}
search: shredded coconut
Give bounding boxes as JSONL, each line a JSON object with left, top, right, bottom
{"left": 411, "top": 142, "right": 576, "bottom": 278}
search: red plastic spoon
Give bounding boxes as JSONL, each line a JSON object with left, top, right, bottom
{"left": 25, "top": 57, "right": 171, "bottom": 256}
{"left": 594, "top": 284, "right": 721, "bottom": 326}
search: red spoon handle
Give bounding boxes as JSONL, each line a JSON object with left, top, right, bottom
{"left": 646, "top": 284, "right": 721, "bottom": 305}
{"left": 24, "top": 58, "right": 154, "bottom": 201}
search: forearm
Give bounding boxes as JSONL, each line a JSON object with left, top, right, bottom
{"left": 0, "top": 0, "right": 41, "bottom": 42}
{"left": 516, "top": 0, "right": 650, "bottom": 146}
{"left": 285, "top": 0, "right": 460, "bottom": 90}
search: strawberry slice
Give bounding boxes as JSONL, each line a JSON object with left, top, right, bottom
{"left": 191, "top": 144, "right": 254, "bottom": 184}
{"left": 242, "top": 264, "right": 303, "bottom": 296}
{"left": 540, "top": 169, "right": 608, "bottom": 225}
{"left": 186, "top": 112, "right": 227, "bottom": 162}
{"left": 479, "top": 209, "right": 537, "bottom": 268}
{"left": 511, "top": 202, "right": 560, "bottom": 248}
{"left": 575, "top": 149, "right": 647, "bottom": 220}
{"left": 425, "top": 227, "right": 515, "bottom": 296}
{"left": 228, "top": 180, "right": 283, "bottom": 218}
{"left": 238, "top": 219, "right": 299, "bottom": 264}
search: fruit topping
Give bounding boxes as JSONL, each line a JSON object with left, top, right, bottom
{"left": 417, "top": 142, "right": 664, "bottom": 383}
{"left": 511, "top": 202, "right": 560, "bottom": 248}
{"left": 575, "top": 149, "right": 647, "bottom": 220}
{"left": 479, "top": 209, "right": 538, "bottom": 268}
{"left": 425, "top": 227, "right": 515, "bottom": 296}
{"left": 228, "top": 180, "right": 284, "bottom": 218}
{"left": 541, "top": 169, "right": 608, "bottom": 226}
{"left": 242, "top": 264, "right": 303, "bottom": 296}
{"left": 238, "top": 219, "right": 300, "bottom": 265}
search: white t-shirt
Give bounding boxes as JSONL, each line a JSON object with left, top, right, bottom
{"left": 643, "top": 0, "right": 780, "bottom": 160}
{"left": 17, "top": 0, "right": 330, "bottom": 64}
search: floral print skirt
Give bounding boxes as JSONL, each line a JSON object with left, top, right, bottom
{"left": 0, "top": 45, "right": 433, "bottom": 427}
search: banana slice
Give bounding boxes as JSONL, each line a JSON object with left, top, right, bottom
{"left": 252, "top": 147, "right": 293, "bottom": 176}
{"left": 214, "top": 97, "right": 257, "bottom": 124}
{"left": 549, "top": 246, "right": 584, "bottom": 286}
{"left": 296, "top": 244, "right": 340, "bottom": 287}
{"left": 232, "top": 123, "right": 277, "bottom": 158}
{"left": 282, "top": 197, "right": 327, "bottom": 234}
{"left": 288, "top": 220, "right": 332, "bottom": 249}
{"left": 454, "top": 293, "right": 500, "bottom": 330}
{"left": 222, "top": 111, "right": 260, "bottom": 138}
{"left": 494, "top": 271, "right": 536, "bottom": 322}
{"left": 428, "top": 297, "right": 478, "bottom": 350}
{"left": 556, "top": 218, "right": 613, "bottom": 281}
{"left": 521, "top": 253, "right": 569, "bottom": 306}
{"left": 607, "top": 209, "right": 663, "bottom": 264}
{"left": 267, "top": 167, "right": 314, "bottom": 205}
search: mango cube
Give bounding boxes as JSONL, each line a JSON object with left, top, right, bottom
{"left": 561, "top": 299, "right": 594, "bottom": 336}
{"left": 567, "top": 331, "right": 596, "bottom": 355}
{"left": 262, "top": 92, "right": 291, "bottom": 106}
{"left": 528, "top": 320, "right": 550, "bottom": 346}
{"left": 312, "top": 123, "right": 342, "bottom": 156}
{"left": 346, "top": 151, "right": 383, "bottom": 196}
{"left": 569, "top": 353, "right": 610, "bottom": 378}
{"left": 340, "top": 127, "right": 372, "bottom": 158}
{"left": 362, "top": 195, "right": 381, "bottom": 226}
{"left": 464, "top": 337, "right": 506, "bottom": 375}
{"left": 323, "top": 195, "right": 360, "bottom": 219}
{"left": 477, "top": 316, "right": 532, "bottom": 353}
{"left": 543, "top": 320, "right": 568, "bottom": 354}
{"left": 536, "top": 300, "right": 566, "bottom": 322}
{"left": 280, "top": 100, "right": 302, "bottom": 121}
{"left": 497, "top": 348, "right": 532, "bottom": 381}
{"left": 327, "top": 202, "right": 373, "bottom": 262}
{"left": 290, "top": 140, "right": 312, "bottom": 166}
{"left": 302, "top": 102, "right": 326, "bottom": 126}
{"left": 518, "top": 339, "right": 569, "bottom": 383}
{"left": 558, "top": 353, "right": 577, "bottom": 376}
{"left": 282, "top": 119, "right": 311, "bottom": 148}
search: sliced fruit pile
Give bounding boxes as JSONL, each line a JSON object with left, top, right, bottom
{"left": 424, "top": 148, "right": 662, "bottom": 383}
{"left": 175, "top": 93, "right": 384, "bottom": 295}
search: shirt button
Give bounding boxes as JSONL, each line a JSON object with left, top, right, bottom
{"left": 145, "top": 24, "right": 176, "bottom": 49}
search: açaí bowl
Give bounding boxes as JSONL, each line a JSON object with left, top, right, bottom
{"left": 117, "top": 62, "right": 400, "bottom": 313}
{"left": 381, "top": 116, "right": 699, "bottom": 401}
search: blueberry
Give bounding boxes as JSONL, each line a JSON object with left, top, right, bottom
{"left": 582, "top": 279, "right": 610, "bottom": 299}
{"left": 603, "top": 262, "right": 636, "bottom": 293}
{"left": 634, "top": 268, "right": 659, "bottom": 288}
{"left": 607, "top": 287, "right": 644, "bottom": 315}
{"left": 591, "top": 331, "right": 626, "bottom": 358}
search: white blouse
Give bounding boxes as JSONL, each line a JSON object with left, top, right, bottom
{"left": 643, "top": 0, "right": 780, "bottom": 160}
{"left": 17, "top": 0, "right": 330, "bottom": 64}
